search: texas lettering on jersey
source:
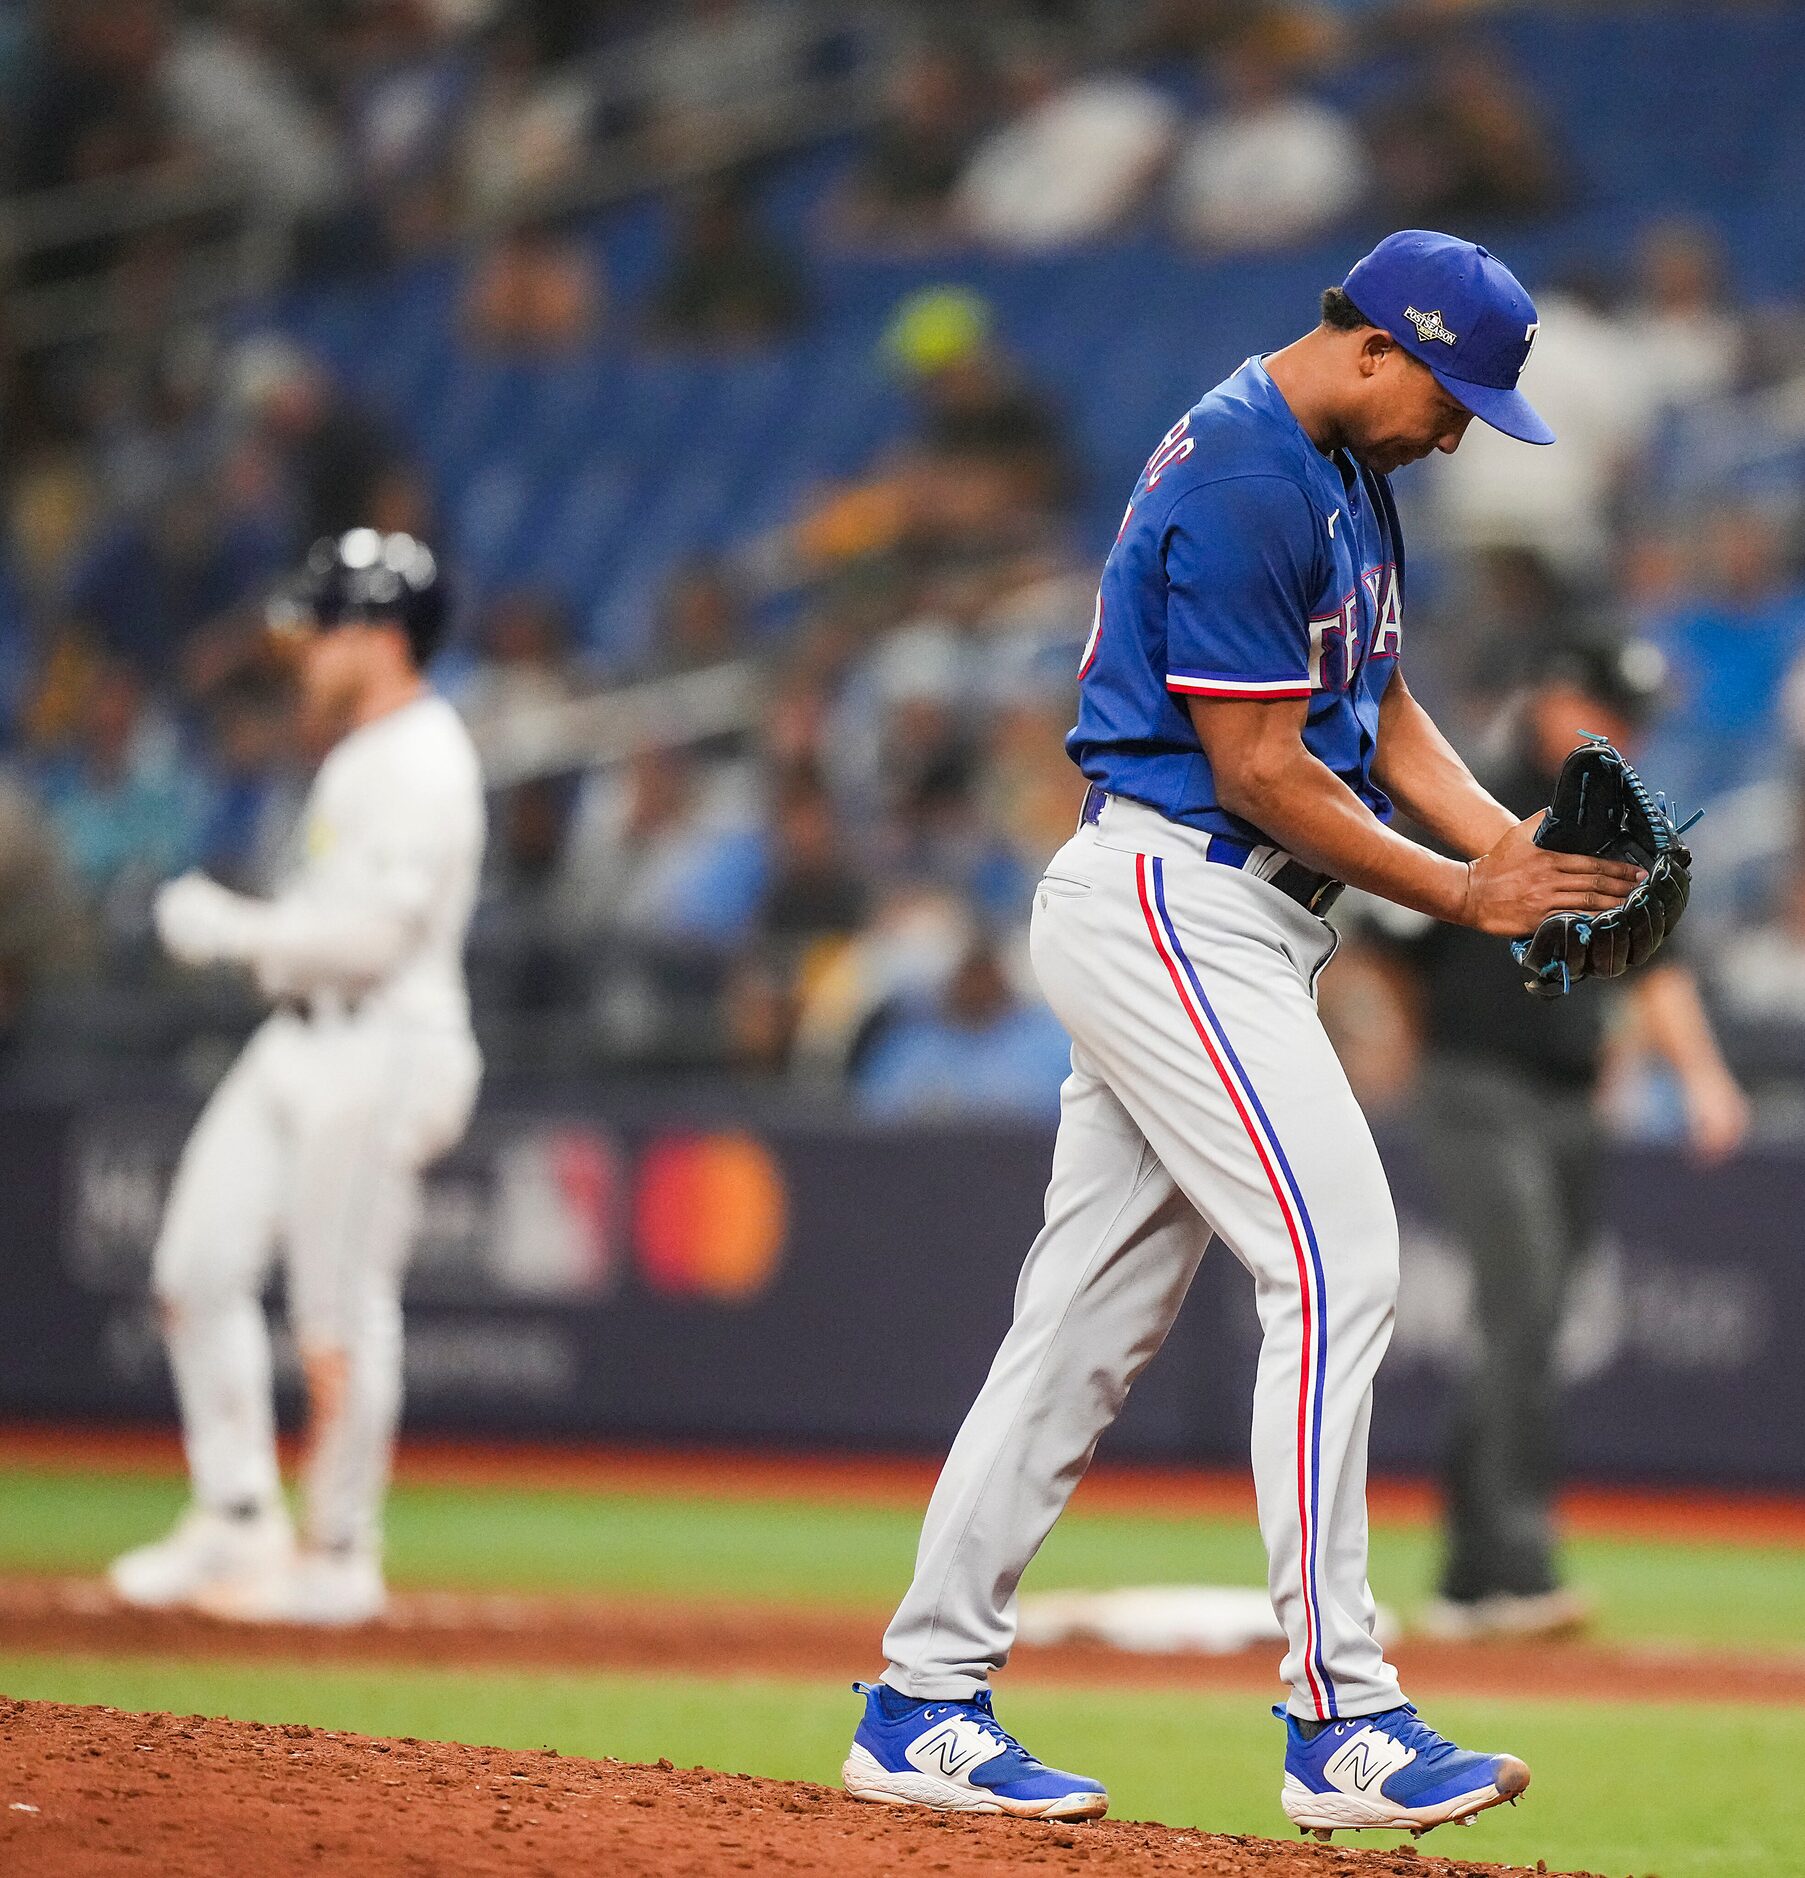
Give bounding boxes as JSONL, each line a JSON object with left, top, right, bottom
{"left": 1068, "top": 356, "right": 1405, "bottom": 845}
{"left": 1308, "top": 561, "right": 1402, "bottom": 692}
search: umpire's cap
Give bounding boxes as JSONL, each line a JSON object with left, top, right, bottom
{"left": 270, "top": 529, "right": 447, "bottom": 667}
{"left": 1543, "top": 632, "right": 1667, "bottom": 727}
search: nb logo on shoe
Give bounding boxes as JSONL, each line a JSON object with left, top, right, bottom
{"left": 1403, "top": 306, "right": 1459, "bottom": 347}
{"left": 1324, "top": 1729, "right": 1415, "bottom": 1794}
{"left": 907, "top": 1720, "right": 1002, "bottom": 1782}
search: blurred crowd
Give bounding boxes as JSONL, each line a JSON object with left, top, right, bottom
{"left": 2, "top": 0, "right": 1563, "bottom": 259}
{"left": 6, "top": 0, "right": 1805, "bottom": 1130}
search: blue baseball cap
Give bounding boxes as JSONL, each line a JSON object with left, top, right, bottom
{"left": 1342, "top": 229, "right": 1554, "bottom": 445}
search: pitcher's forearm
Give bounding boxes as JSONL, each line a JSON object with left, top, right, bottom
{"left": 1374, "top": 675, "right": 1516, "bottom": 858}
{"left": 1184, "top": 692, "right": 1639, "bottom": 936}
{"left": 1223, "top": 747, "right": 1472, "bottom": 923}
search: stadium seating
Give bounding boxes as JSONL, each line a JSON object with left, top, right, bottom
{"left": 260, "top": 9, "right": 1805, "bottom": 664}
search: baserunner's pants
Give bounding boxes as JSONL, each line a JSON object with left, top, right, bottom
{"left": 152, "top": 1009, "right": 481, "bottom": 1557}
{"left": 881, "top": 793, "right": 1405, "bottom": 1720}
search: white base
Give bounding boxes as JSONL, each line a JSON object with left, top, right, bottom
{"left": 1415, "top": 1589, "right": 1592, "bottom": 1643}
{"left": 1018, "top": 1584, "right": 1400, "bottom": 1655}
{"left": 1281, "top": 1770, "right": 1514, "bottom": 1835}
{"left": 841, "top": 1744, "right": 1108, "bottom": 1821}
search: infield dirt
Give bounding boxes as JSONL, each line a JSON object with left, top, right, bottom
{"left": 2, "top": 1572, "right": 1797, "bottom": 1708}
{"left": 1, "top": 1697, "right": 1599, "bottom": 1877}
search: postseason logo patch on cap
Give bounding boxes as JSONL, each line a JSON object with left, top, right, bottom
{"left": 1403, "top": 305, "right": 1458, "bottom": 347}
{"left": 1342, "top": 230, "right": 1556, "bottom": 444}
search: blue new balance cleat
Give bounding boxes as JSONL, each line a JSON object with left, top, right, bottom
{"left": 1277, "top": 1703, "right": 1530, "bottom": 1839}
{"left": 842, "top": 1681, "right": 1108, "bottom": 1820}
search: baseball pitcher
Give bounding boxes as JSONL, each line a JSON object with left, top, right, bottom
{"left": 109, "top": 530, "right": 485, "bottom": 1626}
{"left": 846, "top": 232, "right": 1668, "bottom": 1839}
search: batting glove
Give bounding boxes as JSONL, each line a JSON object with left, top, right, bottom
{"left": 153, "top": 871, "right": 257, "bottom": 968}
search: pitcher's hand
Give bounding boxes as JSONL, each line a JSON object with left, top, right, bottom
{"left": 1459, "top": 815, "right": 1645, "bottom": 937}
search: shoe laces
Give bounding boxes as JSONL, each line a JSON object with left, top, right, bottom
{"left": 1356, "top": 1705, "right": 1467, "bottom": 1768}
{"left": 917, "top": 1691, "right": 1038, "bottom": 1767}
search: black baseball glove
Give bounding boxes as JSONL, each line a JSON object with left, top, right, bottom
{"left": 1511, "top": 735, "right": 1696, "bottom": 999}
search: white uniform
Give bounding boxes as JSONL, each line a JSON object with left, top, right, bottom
{"left": 152, "top": 694, "right": 485, "bottom": 1559}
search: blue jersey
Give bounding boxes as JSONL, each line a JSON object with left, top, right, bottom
{"left": 1068, "top": 357, "right": 1404, "bottom": 846}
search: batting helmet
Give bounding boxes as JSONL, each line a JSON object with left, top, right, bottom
{"left": 271, "top": 529, "right": 448, "bottom": 667}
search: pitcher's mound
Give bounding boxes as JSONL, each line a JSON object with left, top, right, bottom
{"left": 0, "top": 1696, "right": 1597, "bottom": 1876}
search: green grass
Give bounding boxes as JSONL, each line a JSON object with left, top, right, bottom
{"left": 5, "top": 1461, "right": 1803, "bottom": 1873}
{"left": 4, "top": 1464, "right": 1801, "bottom": 1650}
{"left": 1, "top": 1653, "right": 1796, "bottom": 1878}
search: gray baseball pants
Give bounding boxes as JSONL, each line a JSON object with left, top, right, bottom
{"left": 881, "top": 793, "right": 1405, "bottom": 1720}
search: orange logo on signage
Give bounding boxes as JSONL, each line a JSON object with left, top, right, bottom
{"left": 634, "top": 1132, "right": 788, "bottom": 1300}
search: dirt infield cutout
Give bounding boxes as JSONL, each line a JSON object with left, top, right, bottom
{"left": 0, "top": 1697, "right": 1601, "bottom": 1877}
{"left": 2, "top": 1574, "right": 1800, "bottom": 1709}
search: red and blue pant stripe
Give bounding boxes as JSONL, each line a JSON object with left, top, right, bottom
{"left": 1135, "top": 851, "right": 1336, "bottom": 1718}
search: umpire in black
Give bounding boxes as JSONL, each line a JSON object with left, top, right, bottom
{"left": 1390, "top": 635, "right": 1748, "bottom": 1638}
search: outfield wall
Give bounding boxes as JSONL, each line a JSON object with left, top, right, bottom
{"left": 2, "top": 1091, "right": 1793, "bottom": 1486}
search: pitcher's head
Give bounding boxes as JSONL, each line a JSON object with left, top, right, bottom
{"left": 1324, "top": 229, "right": 1553, "bottom": 473}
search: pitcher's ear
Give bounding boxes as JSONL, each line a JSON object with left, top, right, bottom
{"left": 1357, "top": 329, "right": 1395, "bottom": 377}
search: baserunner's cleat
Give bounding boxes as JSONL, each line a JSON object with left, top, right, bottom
{"left": 1276, "top": 1703, "right": 1529, "bottom": 1838}
{"left": 190, "top": 1548, "right": 387, "bottom": 1627}
{"left": 108, "top": 1503, "right": 294, "bottom": 1610}
{"left": 842, "top": 1681, "right": 1107, "bottom": 1820}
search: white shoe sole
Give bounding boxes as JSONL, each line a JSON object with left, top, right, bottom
{"left": 193, "top": 1591, "right": 386, "bottom": 1628}
{"left": 108, "top": 1525, "right": 295, "bottom": 1611}
{"left": 842, "top": 1743, "right": 1108, "bottom": 1821}
{"left": 1281, "top": 1762, "right": 1529, "bottom": 1837}
{"left": 190, "top": 1575, "right": 386, "bottom": 1628}
{"left": 107, "top": 1560, "right": 192, "bottom": 1610}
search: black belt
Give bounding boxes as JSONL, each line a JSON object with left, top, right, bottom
{"left": 1265, "top": 862, "right": 1345, "bottom": 917}
{"left": 1079, "top": 784, "right": 1344, "bottom": 916}
{"left": 273, "top": 994, "right": 364, "bottom": 1022}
